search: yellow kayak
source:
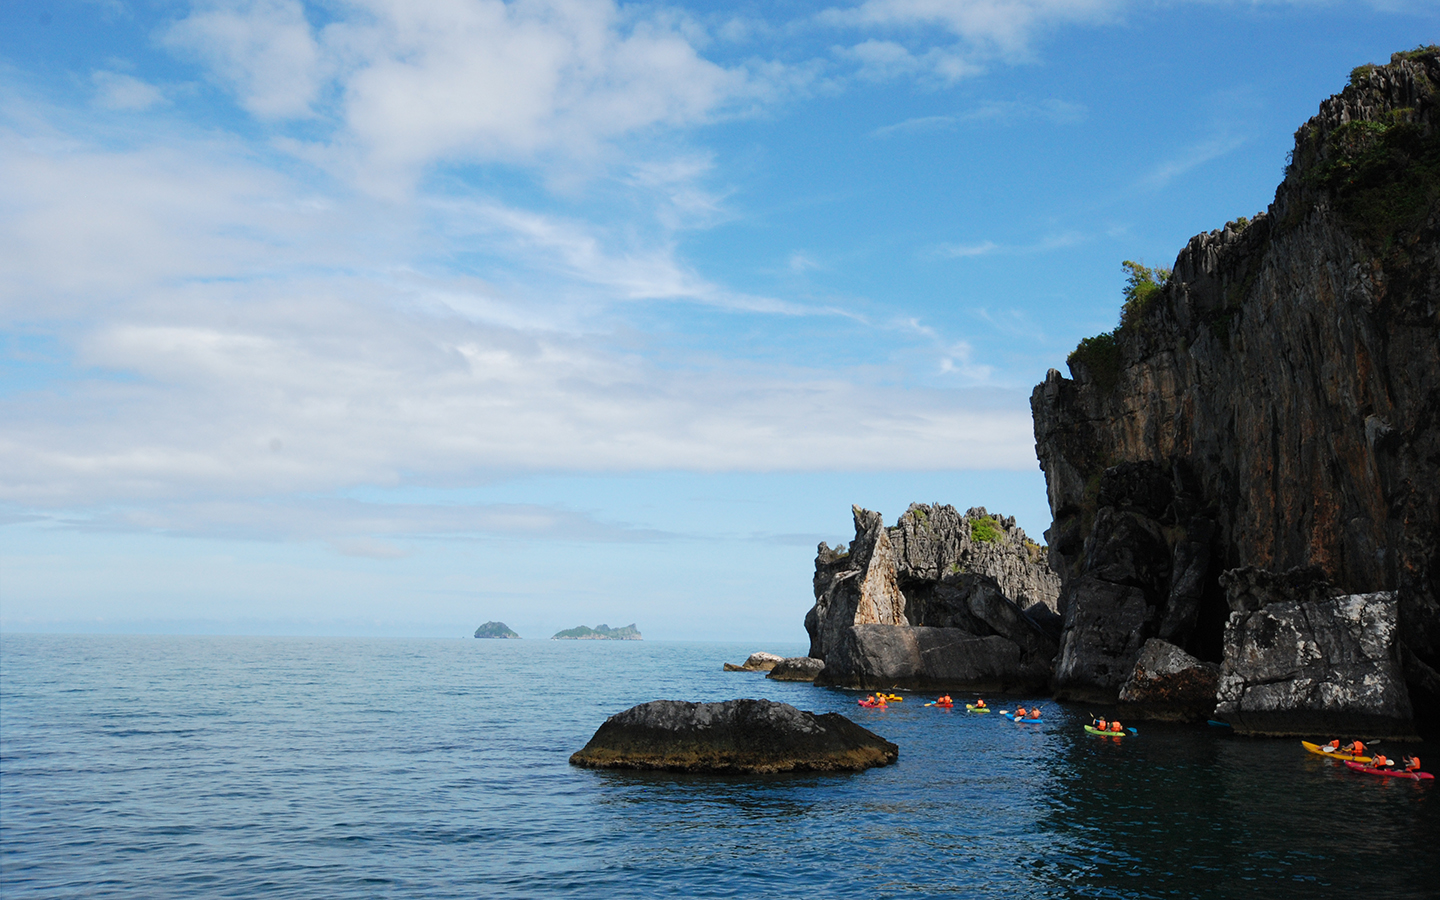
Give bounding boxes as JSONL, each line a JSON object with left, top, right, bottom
{"left": 1302, "top": 740, "right": 1372, "bottom": 764}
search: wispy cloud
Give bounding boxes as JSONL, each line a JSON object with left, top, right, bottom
{"left": 1142, "top": 133, "right": 1248, "bottom": 188}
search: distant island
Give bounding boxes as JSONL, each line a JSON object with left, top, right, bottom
{"left": 474, "top": 621, "right": 521, "bottom": 639}
{"left": 552, "top": 623, "right": 642, "bottom": 641}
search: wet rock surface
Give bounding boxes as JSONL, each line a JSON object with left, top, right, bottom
{"left": 814, "top": 625, "right": 1051, "bottom": 692}
{"left": 1118, "top": 638, "right": 1219, "bottom": 722}
{"left": 568, "top": 699, "right": 898, "bottom": 773}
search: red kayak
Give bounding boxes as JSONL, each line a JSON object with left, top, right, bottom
{"left": 1344, "top": 761, "right": 1434, "bottom": 780}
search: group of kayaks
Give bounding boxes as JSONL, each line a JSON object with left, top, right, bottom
{"left": 857, "top": 696, "right": 1047, "bottom": 725}
{"left": 1301, "top": 739, "right": 1433, "bottom": 781}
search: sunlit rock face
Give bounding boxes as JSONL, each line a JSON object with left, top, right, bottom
{"left": 806, "top": 504, "right": 1060, "bottom": 691}
{"left": 1031, "top": 48, "right": 1440, "bottom": 733}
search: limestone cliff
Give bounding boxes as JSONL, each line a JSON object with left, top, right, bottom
{"left": 806, "top": 504, "right": 1061, "bottom": 690}
{"left": 1031, "top": 48, "right": 1440, "bottom": 735}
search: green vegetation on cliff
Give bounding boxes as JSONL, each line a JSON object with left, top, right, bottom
{"left": 970, "top": 515, "right": 1002, "bottom": 543}
{"left": 552, "top": 623, "right": 642, "bottom": 640}
{"left": 1066, "top": 260, "right": 1170, "bottom": 392}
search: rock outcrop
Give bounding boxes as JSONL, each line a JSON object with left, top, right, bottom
{"left": 1031, "top": 48, "right": 1440, "bottom": 734}
{"left": 568, "top": 699, "right": 898, "bottom": 773}
{"left": 1117, "top": 638, "right": 1219, "bottom": 722}
{"left": 766, "top": 657, "right": 826, "bottom": 681}
{"left": 724, "top": 652, "right": 784, "bottom": 672}
{"left": 807, "top": 504, "right": 1061, "bottom": 691}
{"left": 1214, "top": 569, "right": 1414, "bottom": 737}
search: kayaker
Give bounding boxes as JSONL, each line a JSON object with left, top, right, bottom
{"left": 1323, "top": 739, "right": 1340, "bottom": 752}
{"left": 1372, "top": 754, "right": 1393, "bottom": 769}
{"left": 1095, "top": 717, "right": 1108, "bottom": 731}
{"left": 1349, "top": 740, "right": 1366, "bottom": 756}
{"left": 976, "top": 698, "right": 987, "bottom": 708}
{"left": 1109, "top": 720, "right": 1123, "bottom": 733}
{"left": 1030, "top": 705, "right": 1041, "bottom": 718}
{"left": 1405, "top": 756, "right": 1421, "bottom": 772}
{"left": 1015, "top": 707, "right": 1028, "bottom": 719}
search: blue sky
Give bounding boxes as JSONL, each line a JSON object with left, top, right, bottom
{"left": 2, "top": 0, "right": 1435, "bottom": 641}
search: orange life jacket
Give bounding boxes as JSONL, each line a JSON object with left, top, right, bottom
{"left": 1374, "top": 755, "right": 1390, "bottom": 767}
{"left": 1350, "top": 742, "right": 1365, "bottom": 754}
{"left": 1110, "top": 721, "right": 1123, "bottom": 732}
{"left": 1407, "top": 757, "right": 1421, "bottom": 771}
{"left": 1096, "top": 719, "right": 1107, "bottom": 729}
{"left": 1324, "top": 740, "right": 1339, "bottom": 750}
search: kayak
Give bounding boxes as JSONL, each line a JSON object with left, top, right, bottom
{"left": 857, "top": 699, "right": 887, "bottom": 708}
{"left": 965, "top": 704, "right": 991, "bottom": 713}
{"left": 1208, "top": 719, "right": 1232, "bottom": 728}
{"left": 881, "top": 693, "right": 904, "bottom": 702}
{"left": 1085, "top": 725, "right": 1125, "bottom": 737}
{"left": 1004, "top": 712, "right": 1042, "bottom": 723}
{"left": 1344, "top": 761, "right": 1433, "bottom": 780}
{"left": 1301, "top": 740, "right": 1372, "bottom": 764}
{"left": 925, "top": 701, "right": 954, "bottom": 708}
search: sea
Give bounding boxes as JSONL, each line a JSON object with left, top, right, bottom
{"left": 2, "top": 633, "right": 1438, "bottom": 899}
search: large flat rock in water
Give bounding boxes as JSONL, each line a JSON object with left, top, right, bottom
{"left": 569, "top": 699, "right": 898, "bottom": 774}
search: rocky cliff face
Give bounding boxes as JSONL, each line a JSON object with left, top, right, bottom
{"left": 1031, "top": 48, "right": 1440, "bottom": 735}
{"left": 806, "top": 504, "right": 1061, "bottom": 690}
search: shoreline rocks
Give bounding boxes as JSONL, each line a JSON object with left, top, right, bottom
{"left": 569, "top": 699, "right": 898, "bottom": 774}
{"left": 766, "top": 657, "right": 825, "bottom": 682}
{"left": 1117, "top": 639, "right": 1219, "bottom": 722}
{"left": 723, "top": 651, "right": 784, "bottom": 672}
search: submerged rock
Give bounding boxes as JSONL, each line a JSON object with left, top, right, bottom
{"left": 1118, "top": 638, "right": 1219, "bottom": 722}
{"left": 568, "top": 699, "right": 897, "bottom": 774}
{"left": 766, "top": 657, "right": 825, "bottom": 682}
{"left": 723, "top": 651, "right": 784, "bottom": 672}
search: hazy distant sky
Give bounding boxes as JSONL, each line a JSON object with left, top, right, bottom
{"left": 1, "top": 1, "right": 1435, "bottom": 641}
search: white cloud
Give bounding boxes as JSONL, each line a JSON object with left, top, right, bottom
{"left": 1142, "top": 133, "right": 1247, "bottom": 188}
{"left": 0, "top": 106, "right": 1034, "bottom": 521}
{"left": 164, "top": 0, "right": 767, "bottom": 192}
{"left": 821, "top": 0, "right": 1123, "bottom": 55}
{"left": 165, "top": 0, "right": 324, "bottom": 119}
{"left": 91, "top": 71, "right": 169, "bottom": 110}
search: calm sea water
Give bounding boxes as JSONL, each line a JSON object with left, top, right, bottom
{"left": 2, "top": 633, "right": 1437, "bottom": 899}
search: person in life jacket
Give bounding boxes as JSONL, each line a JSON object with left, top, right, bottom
{"left": 1405, "top": 756, "right": 1421, "bottom": 771}
{"left": 976, "top": 698, "right": 986, "bottom": 708}
{"left": 1015, "top": 707, "right": 1028, "bottom": 719}
{"left": 1110, "top": 720, "right": 1124, "bottom": 732}
{"left": 1323, "top": 739, "right": 1340, "bottom": 752}
{"left": 1349, "top": 740, "right": 1366, "bottom": 756}
{"left": 1029, "top": 706, "right": 1041, "bottom": 718}
{"left": 1372, "top": 754, "right": 1393, "bottom": 768}
{"left": 1095, "top": 717, "right": 1108, "bottom": 731}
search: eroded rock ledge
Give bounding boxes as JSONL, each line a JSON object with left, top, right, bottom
{"left": 568, "top": 699, "right": 897, "bottom": 773}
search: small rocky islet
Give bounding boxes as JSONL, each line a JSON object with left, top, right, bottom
{"left": 552, "top": 623, "right": 642, "bottom": 641}
{"left": 574, "top": 48, "right": 1440, "bottom": 771}
{"left": 473, "top": 621, "right": 521, "bottom": 639}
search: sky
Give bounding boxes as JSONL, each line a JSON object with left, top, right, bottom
{"left": 1, "top": 0, "right": 1436, "bottom": 642}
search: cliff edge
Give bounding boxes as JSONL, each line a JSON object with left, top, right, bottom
{"left": 1031, "top": 47, "right": 1440, "bottom": 736}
